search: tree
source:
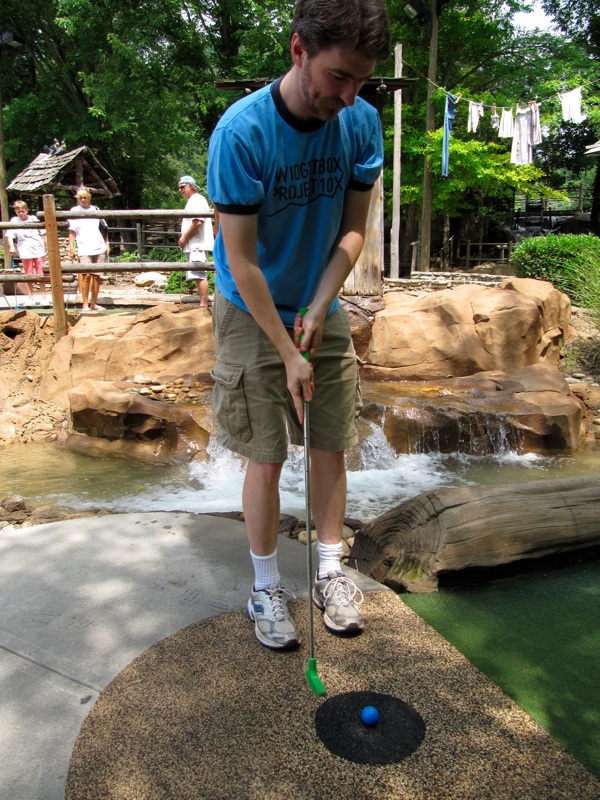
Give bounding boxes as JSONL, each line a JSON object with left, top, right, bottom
{"left": 383, "top": 0, "right": 600, "bottom": 267}
{"left": 541, "top": 0, "right": 600, "bottom": 233}
{"left": 0, "top": 0, "right": 292, "bottom": 209}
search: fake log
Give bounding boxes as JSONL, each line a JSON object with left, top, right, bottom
{"left": 349, "top": 476, "right": 600, "bottom": 592}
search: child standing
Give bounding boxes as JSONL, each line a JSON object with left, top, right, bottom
{"left": 6, "top": 200, "right": 49, "bottom": 307}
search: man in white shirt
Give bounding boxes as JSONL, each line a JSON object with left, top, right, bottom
{"left": 177, "top": 175, "right": 214, "bottom": 308}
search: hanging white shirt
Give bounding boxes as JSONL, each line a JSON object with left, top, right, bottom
{"left": 559, "top": 87, "right": 585, "bottom": 123}
{"left": 511, "top": 107, "right": 534, "bottom": 165}
{"left": 468, "top": 101, "right": 484, "bottom": 133}
{"left": 499, "top": 108, "right": 514, "bottom": 138}
{"left": 531, "top": 102, "right": 542, "bottom": 146}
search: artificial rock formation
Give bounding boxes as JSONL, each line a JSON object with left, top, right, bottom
{"left": 0, "top": 279, "right": 587, "bottom": 460}
{"left": 67, "top": 378, "right": 213, "bottom": 463}
{"left": 360, "top": 362, "right": 584, "bottom": 453}
{"left": 39, "top": 304, "right": 215, "bottom": 408}
{"left": 364, "top": 278, "right": 569, "bottom": 378}
{"left": 31, "top": 303, "right": 215, "bottom": 461}
{"left": 0, "top": 309, "right": 70, "bottom": 446}
{"left": 350, "top": 476, "right": 600, "bottom": 592}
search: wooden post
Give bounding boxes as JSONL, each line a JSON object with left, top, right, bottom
{"left": 390, "top": 43, "right": 402, "bottom": 280}
{"left": 466, "top": 240, "right": 471, "bottom": 269}
{"left": 410, "top": 240, "right": 418, "bottom": 272}
{"left": 419, "top": 0, "right": 439, "bottom": 273}
{"left": 136, "top": 222, "right": 143, "bottom": 259}
{"left": 344, "top": 175, "right": 383, "bottom": 295}
{"left": 43, "top": 194, "right": 68, "bottom": 341}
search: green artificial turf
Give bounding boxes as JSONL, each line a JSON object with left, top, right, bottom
{"left": 402, "top": 556, "right": 600, "bottom": 778}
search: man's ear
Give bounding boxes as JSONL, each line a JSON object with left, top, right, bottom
{"left": 290, "top": 32, "right": 307, "bottom": 68}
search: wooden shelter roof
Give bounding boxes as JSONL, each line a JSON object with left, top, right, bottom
{"left": 214, "top": 76, "right": 417, "bottom": 120}
{"left": 214, "top": 77, "right": 416, "bottom": 94}
{"left": 7, "top": 145, "right": 120, "bottom": 198}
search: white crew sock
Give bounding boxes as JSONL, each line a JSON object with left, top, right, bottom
{"left": 317, "top": 541, "right": 343, "bottom": 580}
{"left": 251, "top": 548, "right": 280, "bottom": 591}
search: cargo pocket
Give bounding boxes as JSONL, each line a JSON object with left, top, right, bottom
{"left": 210, "top": 362, "right": 252, "bottom": 443}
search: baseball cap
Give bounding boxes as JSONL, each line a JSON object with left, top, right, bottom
{"left": 179, "top": 175, "right": 198, "bottom": 188}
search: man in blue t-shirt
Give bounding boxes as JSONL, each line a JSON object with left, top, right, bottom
{"left": 208, "top": 0, "right": 390, "bottom": 651}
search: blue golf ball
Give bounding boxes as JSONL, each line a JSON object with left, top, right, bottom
{"left": 360, "top": 705, "right": 380, "bottom": 726}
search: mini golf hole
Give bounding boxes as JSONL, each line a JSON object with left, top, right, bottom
{"left": 315, "top": 691, "right": 426, "bottom": 765}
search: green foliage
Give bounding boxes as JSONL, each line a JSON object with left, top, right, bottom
{"left": 111, "top": 251, "right": 141, "bottom": 263}
{"left": 400, "top": 128, "right": 564, "bottom": 218}
{"left": 164, "top": 271, "right": 196, "bottom": 294}
{"left": 385, "top": 0, "right": 600, "bottom": 236}
{"left": 147, "top": 247, "right": 186, "bottom": 263}
{"left": 155, "top": 247, "right": 215, "bottom": 296}
{"left": 3, "top": 0, "right": 600, "bottom": 244}
{"left": 511, "top": 234, "right": 600, "bottom": 320}
{"left": 164, "top": 269, "right": 216, "bottom": 296}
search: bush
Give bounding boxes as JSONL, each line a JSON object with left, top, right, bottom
{"left": 511, "top": 234, "right": 600, "bottom": 322}
{"left": 112, "top": 250, "right": 141, "bottom": 263}
{"left": 147, "top": 246, "right": 186, "bottom": 263}
{"left": 164, "top": 271, "right": 196, "bottom": 294}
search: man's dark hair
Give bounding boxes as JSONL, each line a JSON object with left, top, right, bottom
{"left": 290, "top": 0, "right": 391, "bottom": 61}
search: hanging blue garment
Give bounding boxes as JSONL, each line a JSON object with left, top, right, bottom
{"left": 441, "top": 93, "right": 458, "bottom": 178}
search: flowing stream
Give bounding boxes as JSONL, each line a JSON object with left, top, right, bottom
{"left": 4, "top": 424, "right": 600, "bottom": 522}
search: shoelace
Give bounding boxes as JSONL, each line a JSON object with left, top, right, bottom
{"left": 322, "top": 576, "right": 364, "bottom": 607}
{"left": 265, "top": 585, "right": 296, "bottom": 621}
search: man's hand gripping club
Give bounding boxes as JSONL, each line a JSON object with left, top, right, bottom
{"left": 289, "top": 307, "right": 319, "bottom": 424}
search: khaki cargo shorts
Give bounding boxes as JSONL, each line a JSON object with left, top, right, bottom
{"left": 211, "top": 289, "right": 361, "bottom": 463}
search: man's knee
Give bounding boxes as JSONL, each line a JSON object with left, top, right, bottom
{"left": 249, "top": 460, "right": 283, "bottom": 487}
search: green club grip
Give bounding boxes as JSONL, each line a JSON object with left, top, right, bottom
{"left": 299, "top": 307, "right": 309, "bottom": 361}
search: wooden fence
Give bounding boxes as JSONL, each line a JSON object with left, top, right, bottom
{"left": 0, "top": 194, "right": 214, "bottom": 342}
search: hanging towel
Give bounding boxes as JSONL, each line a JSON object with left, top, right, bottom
{"left": 468, "top": 101, "right": 484, "bottom": 133}
{"left": 442, "top": 93, "right": 458, "bottom": 177}
{"left": 511, "top": 106, "right": 533, "bottom": 165}
{"left": 499, "top": 107, "right": 514, "bottom": 138}
{"left": 559, "top": 87, "right": 585, "bottom": 123}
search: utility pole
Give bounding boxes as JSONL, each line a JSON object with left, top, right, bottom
{"left": 419, "top": 1, "right": 439, "bottom": 272}
{"left": 390, "top": 43, "right": 402, "bottom": 280}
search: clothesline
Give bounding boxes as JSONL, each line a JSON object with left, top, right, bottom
{"left": 442, "top": 90, "right": 574, "bottom": 173}
{"left": 402, "top": 58, "right": 589, "bottom": 115}
{"left": 402, "top": 59, "right": 587, "bottom": 173}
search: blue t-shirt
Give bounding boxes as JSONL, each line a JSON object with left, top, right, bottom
{"left": 207, "top": 78, "right": 383, "bottom": 327}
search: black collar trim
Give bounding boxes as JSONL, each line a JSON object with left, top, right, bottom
{"left": 271, "top": 77, "right": 326, "bottom": 133}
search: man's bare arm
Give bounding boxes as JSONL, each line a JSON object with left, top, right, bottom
{"left": 296, "top": 187, "right": 372, "bottom": 356}
{"left": 178, "top": 218, "right": 203, "bottom": 248}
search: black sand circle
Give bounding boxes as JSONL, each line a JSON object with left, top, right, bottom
{"left": 315, "top": 690, "right": 426, "bottom": 764}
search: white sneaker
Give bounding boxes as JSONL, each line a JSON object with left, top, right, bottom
{"left": 246, "top": 582, "right": 300, "bottom": 650}
{"left": 313, "top": 571, "right": 364, "bottom": 633}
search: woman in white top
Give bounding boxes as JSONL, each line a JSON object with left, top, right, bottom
{"left": 68, "top": 187, "right": 109, "bottom": 312}
{"left": 7, "top": 200, "right": 48, "bottom": 306}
